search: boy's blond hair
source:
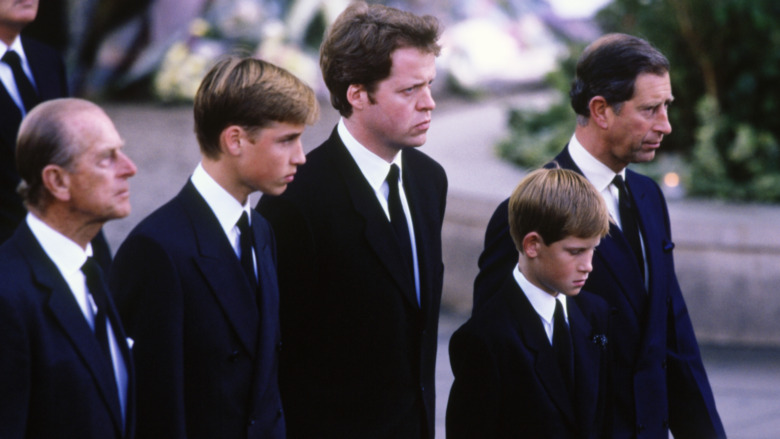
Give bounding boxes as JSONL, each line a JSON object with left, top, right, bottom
{"left": 508, "top": 166, "right": 610, "bottom": 252}
{"left": 194, "top": 56, "right": 319, "bottom": 159}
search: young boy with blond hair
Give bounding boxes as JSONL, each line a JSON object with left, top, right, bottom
{"left": 447, "top": 167, "right": 612, "bottom": 438}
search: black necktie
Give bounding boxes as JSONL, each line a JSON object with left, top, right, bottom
{"left": 613, "top": 175, "right": 644, "bottom": 278}
{"left": 553, "top": 299, "right": 574, "bottom": 396}
{"left": 81, "top": 257, "right": 112, "bottom": 361}
{"left": 237, "top": 212, "right": 257, "bottom": 290}
{"left": 2, "top": 50, "right": 39, "bottom": 112}
{"left": 386, "top": 164, "right": 414, "bottom": 277}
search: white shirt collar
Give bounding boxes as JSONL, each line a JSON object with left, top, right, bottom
{"left": 190, "top": 163, "right": 251, "bottom": 236}
{"left": 338, "top": 118, "right": 403, "bottom": 192}
{"left": 513, "top": 265, "right": 568, "bottom": 327}
{"left": 568, "top": 133, "right": 625, "bottom": 193}
{"left": 26, "top": 212, "right": 92, "bottom": 276}
{"left": 1, "top": 37, "right": 28, "bottom": 61}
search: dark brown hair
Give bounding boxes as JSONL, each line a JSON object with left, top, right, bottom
{"left": 320, "top": 1, "right": 441, "bottom": 117}
{"left": 570, "top": 33, "right": 669, "bottom": 122}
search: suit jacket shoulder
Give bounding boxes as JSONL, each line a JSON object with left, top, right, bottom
{"left": 0, "top": 225, "right": 131, "bottom": 439}
{"left": 448, "top": 276, "right": 609, "bottom": 439}
{"left": 111, "top": 181, "right": 284, "bottom": 439}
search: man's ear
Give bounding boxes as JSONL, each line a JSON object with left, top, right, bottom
{"left": 588, "top": 96, "right": 610, "bottom": 130}
{"left": 522, "top": 232, "right": 543, "bottom": 258}
{"left": 220, "top": 125, "right": 246, "bottom": 157}
{"left": 41, "top": 164, "right": 71, "bottom": 202}
{"left": 346, "top": 84, "right": 368, "bottom": 111}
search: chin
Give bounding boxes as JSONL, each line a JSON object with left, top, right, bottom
{"left": 262, "top": 185, "right": 286, "bottom": 196}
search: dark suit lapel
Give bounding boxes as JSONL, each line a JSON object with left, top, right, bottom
{"left": 626, "top": 171, "right": 672, "bottom": 357}
{"left": 503, "top": 280, "right": 576, "bottom": 424}
{"left": 0, "top": 82, "right": 22, "bottom": 147}
{"left": 568, "top": 296, "right": 601, "bottom": 431}
{"left": 104, "top": 295, "right": 135, "bottom": 438}
{"left": 180, "top": 182, "right": 259, "bottom": 356}
{"left": 325, "top": 132, "right": 418, "bottom": 307}
{"left": 401, "top": 152, "right": 435, "bottom": 311}
{"left": 23, "top": 36, "right": 67, "bottom": 101}
{"left": 16, "top": 225, "right": 124, "bottom": 435}
{"left": 250, "top": 211, "right": 279, "bottom": 388}
{"left": 593, "top": 227, "right": 647, "bottom": 315}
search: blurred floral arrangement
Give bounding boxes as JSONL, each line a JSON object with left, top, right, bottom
{"left": 153, "top": 0, "right": 341, "bottom": 103}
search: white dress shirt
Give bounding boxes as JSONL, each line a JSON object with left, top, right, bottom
{"left": 190, "top": 163, "right": 256, "bottom": 277}
{"left": 338, "top": 119, "right": 421, "bottom": 305}
{"left": 26, "top": 213, "right": 129, "bottom": 427}
{"left": 513, "top": 265, "right": 568, "bottom": 345}
{"left": 1, "top": 37, "right": 38, "bottom": 116}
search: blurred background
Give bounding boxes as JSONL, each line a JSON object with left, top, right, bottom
{"left": 22, "top": 0, "right": 780, "bottom": 436}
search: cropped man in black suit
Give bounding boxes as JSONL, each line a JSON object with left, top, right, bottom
{"left": 0, "top": 0, "right": 112, "bottom": 264}
{"left": 1, "top": 0, "right": 67, "bottom": 243}
{"left": 0, "top": 98, "right": 137, "bottom": 438}
{"left": 257, "top": 3, "right": 446, "bottom": 438}
{"left": 448, "top": 168, "right": 612, "bottom": 438}
{"left": 110, "top": 57, "right": 319, "bottom": 439}
{"left": 473, "top": 34, "right": 725, "bottom": 438}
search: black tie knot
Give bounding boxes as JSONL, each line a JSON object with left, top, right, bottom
{"left": 612, "top": 174, "right": 632, "bottom": 209}
{"left": 2, "top": 50, "right": 39, "bottom": 112}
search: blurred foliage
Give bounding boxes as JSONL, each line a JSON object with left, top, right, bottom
{"left": 496, "top": 45, "right": 580, "bottom": 169}
{"left": 500, "top": 0, "right": 780, "bottom": 202}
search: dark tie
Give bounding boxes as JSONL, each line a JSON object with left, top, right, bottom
{"left": 386, "top": 164, "right": 414, "bottom": 277}
{"left": 81, "top": 257, "right": 112, "bottom": 360}
{"left": 236, "top": 211, "right": 257, "bottom": 290}
{"left": 553, "top": 299, "right": 574, "bottom": 396}
{"left": 613, "top": 174, "right": 644, "bottom": 278}
{"left": 2, "top": 50, "right": 39, "bottom": 112}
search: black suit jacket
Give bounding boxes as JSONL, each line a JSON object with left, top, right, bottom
{"left": 473, "top": 146, "right": 726, "bottom": 438}
{"left": 110, "top": 181, "right": 285, "bottom": 439}
{"left": 0, "top": 36, "right": 68, "bottom": 243}
{"left": 257, "top": 127, "right": 448, "bottom": 438}
{"left": 447, "top": 277, "right": 609, "bottom": 438}
{"left": 0, "top": 222, "right": 135, "bottom": 439}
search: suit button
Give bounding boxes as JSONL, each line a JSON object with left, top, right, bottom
{"left": 637, "top": 423, "right": 646, "bottom": 433}
{"left": 248, "top": 419, "right": 256, "bottom": 426}
{"left": 277, "top": 408, "right": 283, "bottom": 419}
{"left": 229, "top": 350, "right": 240, "bottom": 362}
{"left": 662, "top": 360, "right": 668, "bottom": 369}
{"left": 277, "top": 341, "right": 283, "bottom": 352}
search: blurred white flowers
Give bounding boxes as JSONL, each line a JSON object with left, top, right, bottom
{"left": 153, "top": 0, "right": 324, "bottom": 103}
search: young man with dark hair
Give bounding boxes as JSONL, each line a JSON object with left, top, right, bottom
{"left": 257, "top": 2, "right": 446, "bottom": 438}
{"left": 110, "top": 56, "right": 319, "bottom": 439}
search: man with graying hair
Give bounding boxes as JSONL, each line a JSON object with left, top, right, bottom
{"left": 473, "top": 33, "right": 726, "bottom": 438}
{"left": 0, "top": 98, "right": 137, "bottom": 439}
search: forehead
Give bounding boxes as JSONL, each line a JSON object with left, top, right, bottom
{"left": 556, "top": 235, "right": 601, "bottom": 248}
{"left": 385, "top": 47, "right": 436, "bottom": 82}
{"left": 631, "top": 72, "right": 672, "bottom": 102}
{"left": 68, "top": 108, "right": 121, "bottom": 152}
